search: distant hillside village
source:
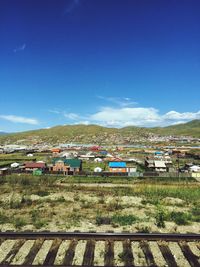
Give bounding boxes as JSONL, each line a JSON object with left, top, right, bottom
{"left": 0, "top": 143, "right": 200, "bottom": 179}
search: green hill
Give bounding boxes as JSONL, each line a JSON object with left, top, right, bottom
{"left": 150, "top": 120, "right": 200, "bottom": 137}
{"left": 0, "top": 120, "right": 199, "bottom": 145}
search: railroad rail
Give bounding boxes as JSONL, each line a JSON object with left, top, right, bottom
{"left": 0, "top": 232, "right": 200, "bottom": 267}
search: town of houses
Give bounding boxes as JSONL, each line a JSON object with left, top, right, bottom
{"left": 0, "top": 141, "right": 200, "bottom": 179}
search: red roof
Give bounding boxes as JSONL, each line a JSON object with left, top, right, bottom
{"left": 90, "top": 146, "right": 100, "bottom": 151}
{"left": 51, "top": 148, "right": 61, "bottom": 153}
{"left": 25, "top": 162, "right": 46, "bottom": 169}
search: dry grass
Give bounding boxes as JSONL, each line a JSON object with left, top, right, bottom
{"left": 0, "top": 178, "right": 199, "bottom": 232}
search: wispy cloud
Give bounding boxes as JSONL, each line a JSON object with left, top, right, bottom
{"left": 0, "top": 115, "right": 39, "bottom": 125}
{"left": 64, "top": 0, "right": 80, "bottom": 14}
{"left": 48, "top": 109, "right": 62, "bottom": 114}
{"left": 64, "top": 112, "right": 81, "bottom": 120}
{"left": 97, "top": 96, "right": 137, "bottom": 107}
{"left": 13, "top": 44, "right": 26, "bottom": 53}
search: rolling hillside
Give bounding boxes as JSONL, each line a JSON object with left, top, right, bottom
{"left": 150, "top": 120, "right": 200, "bottom": 137}
{"left": 0, "top": 120, "right": 199, "bottom": 145}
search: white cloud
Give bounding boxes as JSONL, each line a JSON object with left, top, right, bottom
{"left": 13, "top": 44, "right": 26, "bottom": 53}
{"left": 65, "top": 107, "right": 200, "bottom": 128}
{"left": 0, "top": 115, "right": 39, "bottom": 125}
{"left": 163, "top": 110, "right": 200, "bottom": 121}
{"left": 170, "top": 121, "right": 188, "bottom": 125}
{"left": 90, "top": 107, "right": 161, "bottom": 127}
{"left": 53, "top": 97, "right": 200, "bottom": 128}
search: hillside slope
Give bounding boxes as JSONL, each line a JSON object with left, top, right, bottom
{"left": 0, "top": 120, "right": 199, "bottom": 145}
{"left": 150, "top": 120, "right": 200, "bottom": 137}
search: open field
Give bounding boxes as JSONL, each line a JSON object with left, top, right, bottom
{"left": 0, "top": 175, "right": 200, "bottom": 233}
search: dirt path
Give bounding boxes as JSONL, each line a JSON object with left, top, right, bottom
{"left": 57, "top": 182, "right": 135, "bottom": 188}
{"left": 57, "top": 181, "right": 200, "bottom": 188}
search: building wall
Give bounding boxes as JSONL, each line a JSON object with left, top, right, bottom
{"left": 192, "top": 172, "right": 200, "bottom": 178}
{"left": 109, "top": 167, "right": 127, "bottom": 173}
{"left": 52, "top": 162, "right": 69, "bottom": 172}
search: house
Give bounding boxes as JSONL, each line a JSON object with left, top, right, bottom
{"left": 154, "top": 161, "right": 167, "bottom": 172}
{"left": 145, "top": 159, "right": 154, "bottom": 170}
{"left": 155, "top": 151, "right": 164, "bottom": 156}
{"left": 145, "top": 159, "right": 167, "bottom": 172}
{"left": 109, "top": 162, "right": 127, "bottom": 173}
{"left": 51, "top": 158, "right": 82, "bottom": 175}
{"left": 24, "top": 162, "right": 46, "bottom": 172}
{"left": 51, "top": 148, "right": 61, "bottom": 157}
{"left": 126, "top": 167, "right": 137, "bottom": 173}
{"left": 79, "top": 152, "right": 95, "bottom": 160}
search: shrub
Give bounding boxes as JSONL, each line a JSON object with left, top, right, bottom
{"left": 141, "top": 199, "right": 160, "bottom": 206}
{"left": 0, "top": 212, "right": 9, "bottom": 224}
{"left": 191, "top": 205, "right": 200, "bottom": 222}
{"left": 21, "top": 195, "right": 33, "bottom": 206}
{"left": 71, "top": 212, "right": 81, "bottom": 221}
{"left": 35, "top": 190, "right": 50, "bottom": 197}
{"left": 9, "top": 200, "right": 22, "bottom": 209}
{"left": 169, "top": 211, "right": 191, "bottom": 225}
{"left": 14, "top": 217, "right": 27, "bottom": 228}
{"left": 34, "top": 219, "right": 47, "bottom": 229}
{"left": 136, "top": 225, "right": 150, "bottom": 233}
{"left": 96, "top": 214, "right": 111, "bottom": 225}
{"left": 55, "top": 196, "right": 66, "bottom": 203}
{"left": 30, "top": 209, "right": 39, "bottom": 221}
{"left": 111, "top": 214, "right": 138, "bottom": 226}
{"left": 155, "top": 207, "right": 167, "bottom": 228}
{"left": 30, "top": 209, "right": 48, "bottom": 229}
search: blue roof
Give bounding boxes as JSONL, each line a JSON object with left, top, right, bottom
{"left": 100, "top": 151, "right": 107, "bottom": 154}
{"left": 155, "top": 151, "right": 163, "bottom": 155}
{"left": 109, "top": 162, "right": 126, "bottom": 168}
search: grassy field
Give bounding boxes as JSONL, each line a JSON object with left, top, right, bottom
{"left": 0, "top": 174, "right": 199, "bottom": 233}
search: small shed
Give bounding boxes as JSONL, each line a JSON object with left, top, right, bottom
{"left": 33, "top": 169, "right": 43, "bottom": 176}
{"left": 0, "top": 168, "right": 8, "bottom": 176}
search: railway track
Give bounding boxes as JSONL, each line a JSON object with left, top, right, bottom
{"left": 0, "top": 232, "right": 200, "bottom": 267}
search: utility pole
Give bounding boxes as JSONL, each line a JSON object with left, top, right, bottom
{"left": 177, "top": 153, "right": 180, "bottom": 182}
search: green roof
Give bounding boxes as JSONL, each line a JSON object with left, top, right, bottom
{"left": 53, "top": 158, "right": 81, "bottom": 168}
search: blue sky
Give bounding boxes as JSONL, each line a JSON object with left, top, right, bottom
{"left": 0, "top": 0, "right": 200, "bottom": 132}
